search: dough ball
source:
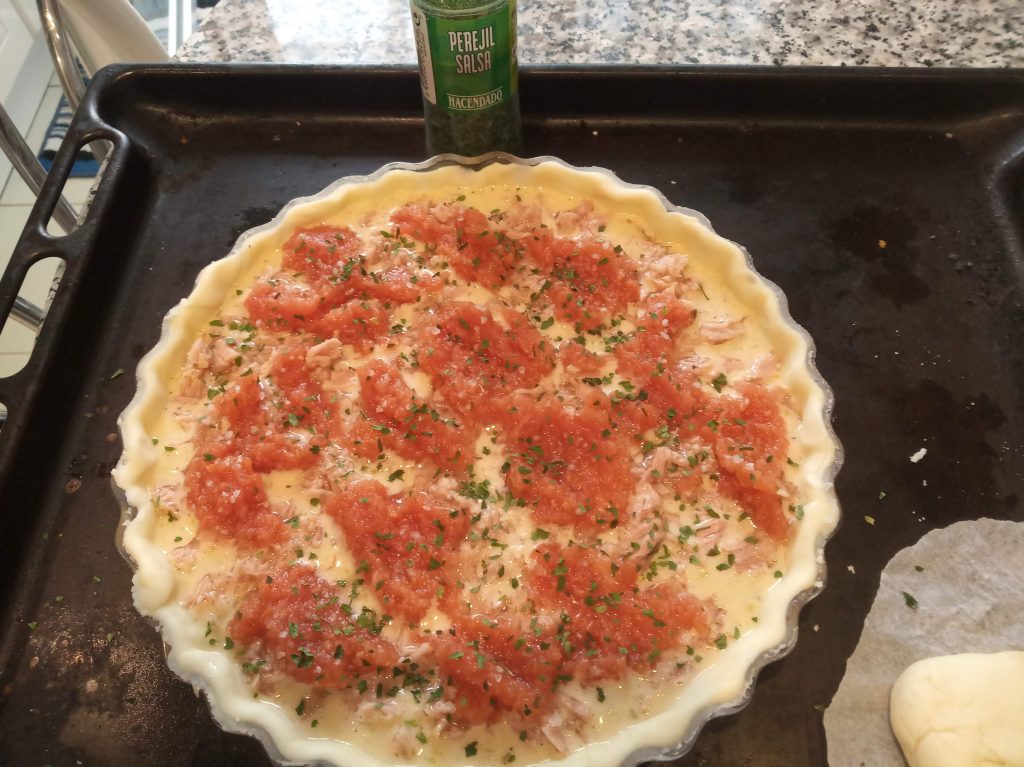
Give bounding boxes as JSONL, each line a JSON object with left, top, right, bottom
{"left": 890, "top": 651, "right": 1024, "bottom": 767}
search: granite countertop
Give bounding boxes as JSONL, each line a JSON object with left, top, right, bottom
{"left": 177, "top": 0, "right": 1023, "bottom": 67}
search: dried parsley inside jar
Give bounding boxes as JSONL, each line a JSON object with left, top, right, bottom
{"left": 410, "top": 0, "right": 522, "bottom": 156}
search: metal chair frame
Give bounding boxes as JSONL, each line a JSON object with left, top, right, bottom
{"left": 37, "top": 0, "right": 87, "bottom": 110}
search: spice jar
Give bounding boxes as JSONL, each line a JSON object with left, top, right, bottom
{"left": 410, "top": 0, "right": 522, "bottom": 156}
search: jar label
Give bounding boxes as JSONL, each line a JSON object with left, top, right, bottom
{"left": 412, "top": 2, "right": 517, "bottom": 114}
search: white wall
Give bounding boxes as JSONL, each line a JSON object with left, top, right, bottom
{"left": 0, "top": 3, "right": 52, "bottom": 193}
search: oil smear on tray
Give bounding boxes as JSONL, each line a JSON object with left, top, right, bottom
{"left": 117, "top": 163, "right": 835, "bottom": 767}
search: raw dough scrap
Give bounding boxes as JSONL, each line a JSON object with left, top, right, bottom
{"left": 890, "top": 651, "right": 1024, "bottom": 767}
{"left": 824, "top": 518, "right": 1024, "bottom": 767}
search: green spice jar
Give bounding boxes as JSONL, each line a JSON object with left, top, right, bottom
{"left": 410, "top": 0, "right": 522, "bottom": 156}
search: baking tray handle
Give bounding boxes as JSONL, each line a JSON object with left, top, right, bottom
{"left": 0, "top": 99, "right": 129, "bottom": 425}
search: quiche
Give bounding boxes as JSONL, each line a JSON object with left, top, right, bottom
{"left": 115, "top": 156, "right": 840, "bottom": 766}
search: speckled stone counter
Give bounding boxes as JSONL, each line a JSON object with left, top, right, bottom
{"left": 176, "top": 0, "right": 1023, "bottom": 67}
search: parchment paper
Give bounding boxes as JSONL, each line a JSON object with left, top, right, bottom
{"left": 824, "top": 518, "right": 1024, "bottom": 767}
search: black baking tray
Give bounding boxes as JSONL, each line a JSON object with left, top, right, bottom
{"left": 0, "top": 65, "right": 1022, "bottom": 766}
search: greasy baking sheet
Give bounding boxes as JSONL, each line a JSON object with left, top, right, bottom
{"left": 0, "top": 65, "right": 1022, "bottom": 766}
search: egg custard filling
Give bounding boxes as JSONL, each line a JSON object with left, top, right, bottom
{"left": 116, "top": 159, "right": 838, "bottom": 766}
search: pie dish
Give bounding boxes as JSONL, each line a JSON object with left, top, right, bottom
{"left": 114, "top": 154, "right": 841, "bottom": 766}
